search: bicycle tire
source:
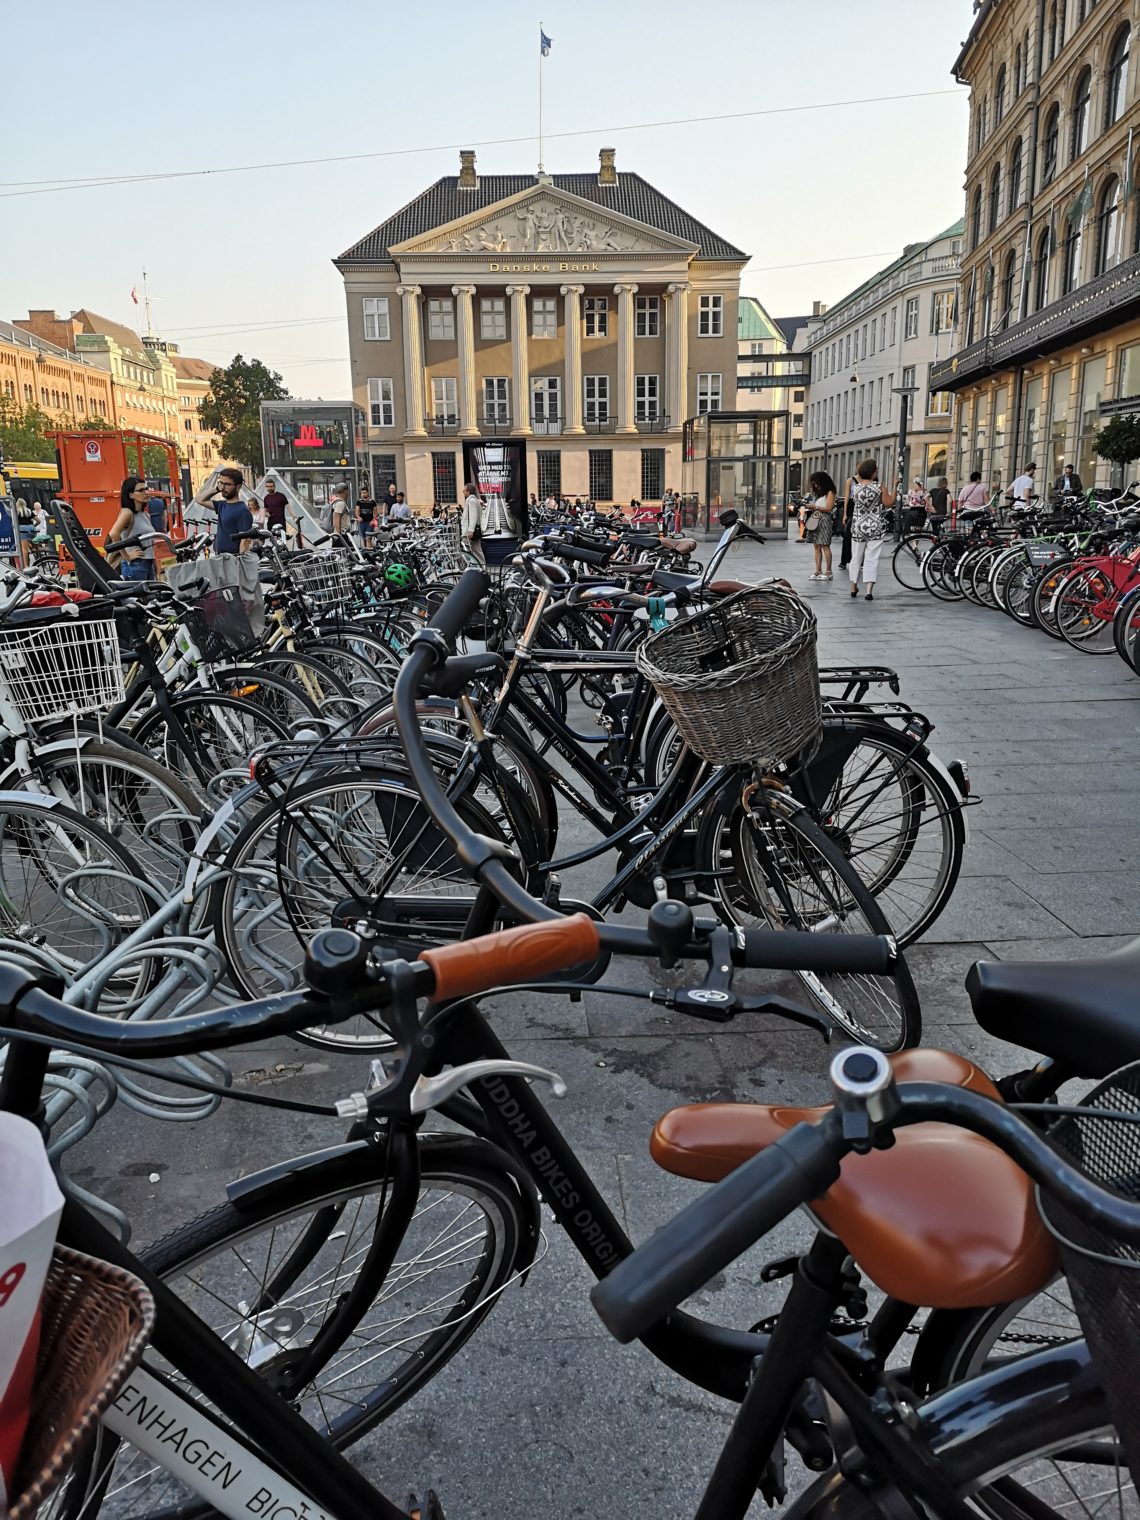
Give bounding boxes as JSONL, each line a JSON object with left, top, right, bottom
{"left": 697, "top": 784, "right": 921, "bottom": 1050}
{"left": 912, "top": 1277, "right": 1079, "bottom": 1397}
{"left": 52, "top": 1140, "right": 531, "bottom": 1520}
{"left": 1055, "top": 565, "right": 1122, "bottom": 655}
{"left": 1112, "top": 583, "right": 1140, "bottom": 668}
{"left": 922, "top": 542, "right": 967, "bottom": 601}
{"left": 1029, "top": 561, "right": 1069, "bottom": 640}
{"left": 208, "top": 663, "right": 323, "bottom": 730}
{"left": 130, "top": 691, "right": 293, "bottom": 792}
{"left": 891, "top": 533, "right": 936, "bottom": 591}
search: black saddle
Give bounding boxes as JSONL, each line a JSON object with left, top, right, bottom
{"left": 650, "top": 569, "right": 699, "bottom": 594}
{"left": 966, "top": 938, "right": 1140, "bottom": 1079}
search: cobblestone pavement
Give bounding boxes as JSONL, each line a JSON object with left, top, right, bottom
{"left": 80, "top": 531, "right": 1140, "bottom": 1518}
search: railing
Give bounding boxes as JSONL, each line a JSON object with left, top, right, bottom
{"left": 531, "top": 414, "right": 563, "bottom": 436}
{"left": 425, "top": 413, "right": 461, "bottom": 436}
{"left": 930, "top": 250, "right": 1140, "bottom": 390}
{"left": 583, "top": 414, "right": 617, "bottom": 434}
{"left": 479, "top": 413, "right": 515, "bottom": 436}
{"left": 635, "top": 413, "right": 672, "bottom": 433}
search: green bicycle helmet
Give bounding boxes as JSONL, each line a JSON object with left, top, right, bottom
{"left": 385, "top": 562, "right": 415, "bottom": 590}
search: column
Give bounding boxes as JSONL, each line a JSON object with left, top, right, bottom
{"left": 396, "top": 284, "right": 425, "bottom": 434}
{"left": 614, "top": 282, "right": 638, "bottom": 434}
{"left": 560, "top": 283, "right": 585, "bottom": 434}
{"left": 452, "top": 283, "right": 478, "bottom": 436}
{"left": 506, "top": 284, "right": 531, "bottom": 434}
{"left": 666, "top": 282, "right": 690, "bottom": 429}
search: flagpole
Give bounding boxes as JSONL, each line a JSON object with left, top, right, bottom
{"left": 538, "top": 22, "right": 544, "bottom": 174}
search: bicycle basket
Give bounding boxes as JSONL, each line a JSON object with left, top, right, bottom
{"left": 289, "top": 550, "right": 355, "bottom": 609}
{"left": 181, "top": 585, "right": 258, "bottom": 661}
{"left": 0, "top": 601, "right": 125, "bottom": 723}
{"left": 1038, "top": 1060, "right": 1140, "bottom": 1484}
{"left": 8, "top": 1246, "right": 154, "bottom": 1520}
{"left": 634, "top": 586, "right": 821, "bottom": 767}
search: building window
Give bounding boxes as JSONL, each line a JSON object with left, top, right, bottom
{"left": 901, "top": 366, "right": 916, "bottom": 419}
{"left": 1035, "top": 227, "right": 1051, "bottom": 310}
{"left": 750, "top": 340, "right": 765, "bottom": 356}
{"left": 432, "top": 451, "right": 458, "bottom": 506}
{"left": 431, "top": 376, "right": 458, "bottom": 425}
{"left": 876, "top": 377, "right": 884, "bottom": 423}
{"left": 479, "top": 297, "right": 506, "bottom": 341}
{"left": 183, "top": 418, "right": 192, "bottom": 431}
{"left": 970, "top": 186, "right": 983, "bottom": 248}
{"left": 1063, "top": 214, "right": 1084, "bottom": 295}
{"left": 994, "top": 64, "right": 1006, "bottom": 124}
{"left": 1046, "top": 2, "right": 1059, "bottom": 64}
{"left": 1118, "top": 341, "right": 1140, "bottom": 401}
{"left": 372, "top": 453, "right": 397, "bottom": 496}
{"left": 584, "top": 375, "right": 609, "bottom": 422}
{"left": 904, "top": 296, "right": 919, "bottom": 340}
{"left": 696, "top": 373, "right": 722, "bottom": 414}
{"left": 634, "top": 374, "right": 660, "bottom": 421}
{"left": 536, "top": 450, "right": 561, "bottom": 499}
{"left": 1009, "top": 139, "right": 1023, "bottom": 211}
{"left": 870, "top": 321, "right": 877, "bottom": 355}
{"left": 23, "top": 384, "right": 32, "bottom": 402}
{"left": 427, "top": 298, "right": 455, "bottom": 341}
{"left": 588, "top": 449, "right": 613, "bottom": 501}
{"left": 975, "top": 97, "right": 988, "bottom": 154}
{"left": 879, "top": 313, "right": 886, "bottom": 348}
{"left": 793, "top": 389, "right": 804, "bottom": 403}
{"left": 483, "top": 376, "right": 510, "bottom": 424}
{"left": 1042, "top": 104, "right": 1060, "bottom": 186}
{"left": 532, "top": 296, "right": 557, "bottom": 338}
{"left": 989, "top": 164, "right": 1002, "bottom": 232}
{"left": 1077, "top": 354, "right": 1107, "bottom": 483}
{"left": 640, "top": 448, "right": 665, "bottom": 499}
{"left": 368, "top": 377, "right": 395, "bottom": 427}
{"left": 1071, "top": 68, "right": 1091, "bottom": 160}
{"left": 861, "top": 324, "right": 868, "bottom": 357}
{"left": 1105, "top": 25, "right": 1130, "bottom": 129}
{"left": 1000, "top": 251, "right": 1017, "bottom": 328}
{"left": 931, "top": 290, "right": 955, "bottom": 333}
{"left": 698, "top": 294, "right": 723, "bottom": 337}
{"left": 76, "top": 394, "right": 85, "bottom": 411}
{"left": 363, "top": 297, "right": 390, "bottom": 341}
{"left": 531, "top": 375, "right": 561, "bottom": 430}
{"left": 928, "top": 386, "right": 951, "bottom": 417}
{"left": 1095, "top": 176, "right": 1122, "bottom": 276}
{"left": 845, "top": 333, "right": 852, "bottom": 367}
{"left": 635, "top": 295, "right": 659, "bottom": 337}
{"left": 583, "top": 297, "right": 608, "bottom": 338}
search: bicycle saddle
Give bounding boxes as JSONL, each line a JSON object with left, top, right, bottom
{"left": 649, "top": 1048, "right": 1057, "bottom": 1309}
{"left": 966, "top": 938, "right": 1140, "bottom": 1079}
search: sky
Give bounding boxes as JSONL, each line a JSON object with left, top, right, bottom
{"left": 4, "top": 0, "right": 973, "bottom": 399}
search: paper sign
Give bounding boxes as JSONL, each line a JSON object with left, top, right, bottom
{"left": 84, "top": 441, "right": 102, "bottom": 463}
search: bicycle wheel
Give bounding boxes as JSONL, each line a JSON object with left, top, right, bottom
{"left": 240, "top": 651, "right": 356, "bottom": 721}
{"left": 1029, "top": 561, "right": 1070, "bottom": 640}
{"left": 210, "top": 663, "right": 323, "bottom": 731}
{"left": 698, "top": 784, "right": 921, "bottom": 1050}
{"left": 914, "top": 1277, "right": 1080, "bottom": 1396}
{"left": 956, "top": 546, "right": 991, "bottom": 606}
{"left": 968, "top": 545, "right": 1004, "bottom": 608}
{"left": 213, "top": 768, "right": 518, "bottom": 1037}
{"left": 1112, "top": 584, "right": 1140, "bottom": 669}
{"left": 891, "top": 533, "right": 936, "bottom": 591}
{"left": 54, "top": 1140, "right": 530, "bottom": 1520}
{"left": 988, "top": 544, "right": 1026, "bottom": 613}
{"left": 922, "top": 542, "right": 966, "bottom": 601}
{"left": 1055, "top": 565, "right": 1121, "bottom": 654}
{"left": 131, "top": 692, "right": 293, "bottom": 792}
{"left": 293, "top": 639, "right": 395, "bottom": 711}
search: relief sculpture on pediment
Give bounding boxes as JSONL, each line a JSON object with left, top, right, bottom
{"left": 436, "top": 198, "right": 650, "bottom": 255}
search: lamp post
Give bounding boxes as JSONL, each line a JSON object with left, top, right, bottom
{"left": 891, "top": 385, "right": 920, "bottom": 541}
{"left": 820, "top": 436, "right": 832, "bottom": 479}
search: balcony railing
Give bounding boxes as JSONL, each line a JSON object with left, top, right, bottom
{"left": 930, "top": 250, "right": 1140, "bottom": 391}
{"left": 425, "top": 413, "right": 461, "bottom": 436}
{"left": 635, "top": 412, "right": 672, "bottom": 433}
{"left": 480, "top": 413, "right": 515, "bottom": 436}
{"left": 583, "top": 413, "right": 617, "bottom": 434}
{"left": 531, "top": 413, "right": 563, "bottom": 435}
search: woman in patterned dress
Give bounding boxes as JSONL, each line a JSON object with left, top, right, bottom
{"left": 806, "top": 471, "right": 837, "bottom": 582}
{"left": 846, "top": 458, "right": 898, "bottom": 602}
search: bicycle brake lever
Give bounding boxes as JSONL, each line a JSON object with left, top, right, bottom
{"left": 409, "top": 1059, "right": 567, "bottom": 1113}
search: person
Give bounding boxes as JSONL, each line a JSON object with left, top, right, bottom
{"left": 193, "top": 466, "right": 253, "bottom": 555}
{"left": 529, "top": 492, "right": 539, "bottom": 515}
{"left": 389, "top": 491, "right": 412, "bottom": 521}
{"left": 904, "top": 477, "right": 928, "bottom": 531}
{"left": 805, "top": 470, "right": 837, "bottom": 582}
{"left": 262, "top": 478, "right": 289, "bottom": 531}
{"left": 845, "top": 458, "right": 896, "bottom": 602}
{"left": 957, "top": 470, "right": 988, "bottom": 512}
{"left": 328, "top": 485, "right": 350, "bottom": 535}
{"left": 461, "top": 481, "right": 485, "bottom": 566}
{"left": 928, "top": 477, "right": 951, "bottom": 536}
{"left": 249, "top": 492, "right": 270, "bottom": 531}
{"left": 107, "top": 477, "right": 157, "bottom": 581}
{"left": 147, "top": 491, "right": 167, "bottom": 536}
{"left": 383, "top": 482, "right": 398, "bottom": 521}
{"left": 355, "top": 486, "right": 377, "bottom": 546}
{"left": 838, "top": 472, "right": 855, "bottom": 569}
{"left": 1054, "top": 463, "right": 1084, "bottom": 496}
{"left": 1007, "top": 462, "right": 1037, "bottom": 509}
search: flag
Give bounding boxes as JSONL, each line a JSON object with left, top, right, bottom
{"left": 540, "top": 28, "right": 552, "bottom": 54}
{"left": 1067, "top": 167, "right": 1092, "bottom": 223}
{"left": 130, "top": 287, "right": 138, "bottom": 305}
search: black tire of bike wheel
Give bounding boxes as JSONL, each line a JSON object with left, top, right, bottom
{"left": 891, "top": 532, "right": 937, "bottom": 591}
{"left": 922, "top": 542, "right": 967, "bottom": 601}
{"left": 957, "top": 547, "right": 992, "bottom": 606}
{"left": 697, "top": 785, "right": 921, "bottom": 1051}
{"left": 1055, "top": 565, "right": 1120, "bottom": 655}
{"left": 1112, "top": 584, "right": 1140, "bottom": 667}
{"left": 1028, "top": 562, "right": 1069, "bottom": 640}
{"left": 53, "top": 1144, "right": 531, "bottom": 1520}
{"left": 130, "top": 691, "right": 294, "bottom": 786}
{"left": 209, "top": 663, "right": 324, "bottom": 728}
{"left": 909, "top": 1281, "right": 1078, "bottom": 1399}
{"left": 237, "top": 651, "right": 356, "bottom": 719}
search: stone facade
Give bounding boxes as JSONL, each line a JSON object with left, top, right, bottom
{"left": 0, "top": 319, "right": 114, "bottom": 432}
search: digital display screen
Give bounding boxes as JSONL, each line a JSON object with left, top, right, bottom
{"left": 262, "top": 406, "right": 363, "bottom": 469}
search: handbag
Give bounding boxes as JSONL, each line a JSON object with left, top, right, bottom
{"left": 804, "top": 512, "right": 821, "bottom": 532}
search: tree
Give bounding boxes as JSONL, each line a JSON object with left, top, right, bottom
{"left": 199, "top": 354, "right": 289, "bottom": 472}
{"left": 1093, "top": 414, "right": 1140, "bottom": 480}
{"left": 0, "top": 401, "right": 58, "bottom": 463}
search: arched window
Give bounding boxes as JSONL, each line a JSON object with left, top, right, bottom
{"left": 51, "top": 389, "right": 59, "bottom": 409}
{"left": 1094, "top": 175, "right": 1121, "bottom": 275}
{"left": 1022, "top": 28, "right": 1032, "bottom": 88}
{"left": 982, "top": 263, "right": 995, "bottom": 335}
{"left": 1014, "top": 43, "right": 1023, "bottom": 95}
{"left": 975, "top": 97, "right": 988, "bottom": 154}
{"left": 1105, "top": 25, "right": 1130, "bottom": 128}
{"left": 1063, "top": 212, "right": 1084, "bottom": 294}
{"left": 1042, "top": 103, "right": 1060, "bottom": 185}
{"left": 1035, "top": 227, "right": 1052, "bottom": 310}
{"left": 1047, "top": 3, "right": 1058, "bottom": 63}
{"left": 1071, "top": 67, "right": 1092, "bottom": 159}
{"left": 994, "top": 64, "right": 1007, "bottom": 124}
{"left": 1001, "top": 250, "right": 1017, "bottom": 328}
{"left": 989, "top": 164, "right": 1003, "bottom": 232}
{"left": 971, "top": 185, "right": 983, "bottom": 248}
{"left": 1009, "top": 138, "right": 1024, "bottom": 210}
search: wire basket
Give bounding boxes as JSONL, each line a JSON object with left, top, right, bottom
{"left": 1038, "top": 1061, "right": 1140, "bottom": 1486}
{"left": 8, "top": 1246, "right": 155, "bottom": 1520}
{"left": 0, "top": 602, "right": 125, "bottom": 724}
{"left": 635, "top": 586, "right": 822, "bottom": 767}
{"left": 288, "top": 550, "right": 355, "bottom": 609}
{"left": 180, "top": 585, "right": 258, "bottom": 662}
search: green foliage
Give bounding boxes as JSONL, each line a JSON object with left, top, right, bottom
{"left": 0, "top": 401, "right": 58, "bottom": 462}
{"left": 199, "top": 354, "right": 289, "bottom": 470}
{"left": 1093, "top": 413, "right": 1140, "bottom": 465}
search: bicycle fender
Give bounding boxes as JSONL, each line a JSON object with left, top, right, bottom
{"left": 919, "top": 749, "right": 971, "bottom": 845}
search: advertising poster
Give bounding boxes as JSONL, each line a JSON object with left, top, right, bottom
{"left": 463, "top": 441, "right": 529, "bottom": 538}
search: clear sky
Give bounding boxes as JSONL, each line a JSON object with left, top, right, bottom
{"left": 4, "top": 0, "right": 973, "bottom": 398}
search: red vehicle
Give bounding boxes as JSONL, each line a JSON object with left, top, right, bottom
{"left": 48, "top": 429, "right": 186, "bottom": 571}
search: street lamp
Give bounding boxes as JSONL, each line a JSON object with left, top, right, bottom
{"left": 820, "top": 437, "right": 832, "bottom": 479}
{"left": 891, "top": 386, "right": 920, "bottom": 541}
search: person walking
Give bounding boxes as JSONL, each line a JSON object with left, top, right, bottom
{"left": 461, "top": 481, "right": 485, "bottom": 566}
{"left": 107, "top": 477, "right": 157, "bottom": 580}
{"left": 928, "top": 476, "right": 951, "bottom": 536}
{"left": 262, "top": 479, "right": 289, "bottom": 532}
{"left": 1006, "top": 462, "right": 1038, "bottom": 509}
{"left": 846, "top": 458, "right": 896, "bottom": 602}
{"left": 956, "top": 470, "right": 988, "bottom": 513}
{"left": 355, "top": 486, "right": 377, "bottom": 546}
{"left": 805, "top": 470, "right": 837, "bottom": 581}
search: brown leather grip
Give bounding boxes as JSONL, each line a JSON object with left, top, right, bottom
{"left": 420, "top": 914, "right": 600, "bottom": 1002}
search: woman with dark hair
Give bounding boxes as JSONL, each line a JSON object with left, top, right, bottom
{"left": 805, "top": 470, "right": 837, "bottom": 581}
{"left": 107, "top": 477, "right": 155, "bottom": 581}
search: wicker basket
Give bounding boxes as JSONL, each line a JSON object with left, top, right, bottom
{"left": 8, "top": 1247, "right": 155, "bottom": 1520}
{"left": 635, "top": 586, "right": 822, "bottom": 767}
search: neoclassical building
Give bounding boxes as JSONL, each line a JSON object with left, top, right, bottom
{"left": 931, "top": 0, "right": 1140, "bottom": 488}
{"left": 334, "top": 149, "right": 747, "bottom": 510}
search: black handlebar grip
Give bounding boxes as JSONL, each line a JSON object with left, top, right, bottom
{"left": 426, "top": 569, "right": 490, "bottom": 643}
{"left": 738, "top": 929, "right": 894, "bottom": 976}
{"left": 551, "top": 542, "right": 611, "bottom": 566}
{"left": 590, "top": 1120, "right": 844, "bottom": 1343}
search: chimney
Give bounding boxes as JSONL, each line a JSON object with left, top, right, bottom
{"left": 812, "top": 300, "right": 829, "bottom": 318}
{"left": 458, "top": 150, "right": 478, "bottom": 189}
{"left": 598, "top": 146, "right": 617, "bottom": 186}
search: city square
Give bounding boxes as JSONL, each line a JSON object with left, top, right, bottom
{"left": 2, "top": 2, "right": 1140, "bottom": 1518}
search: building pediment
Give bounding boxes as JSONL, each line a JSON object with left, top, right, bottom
{"left": 388, "top": 185, "right": 698, "bottom": 260}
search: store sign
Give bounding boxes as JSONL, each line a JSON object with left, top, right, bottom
{"left": 487, "top": 262, "right": 600, "bottom": 273}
